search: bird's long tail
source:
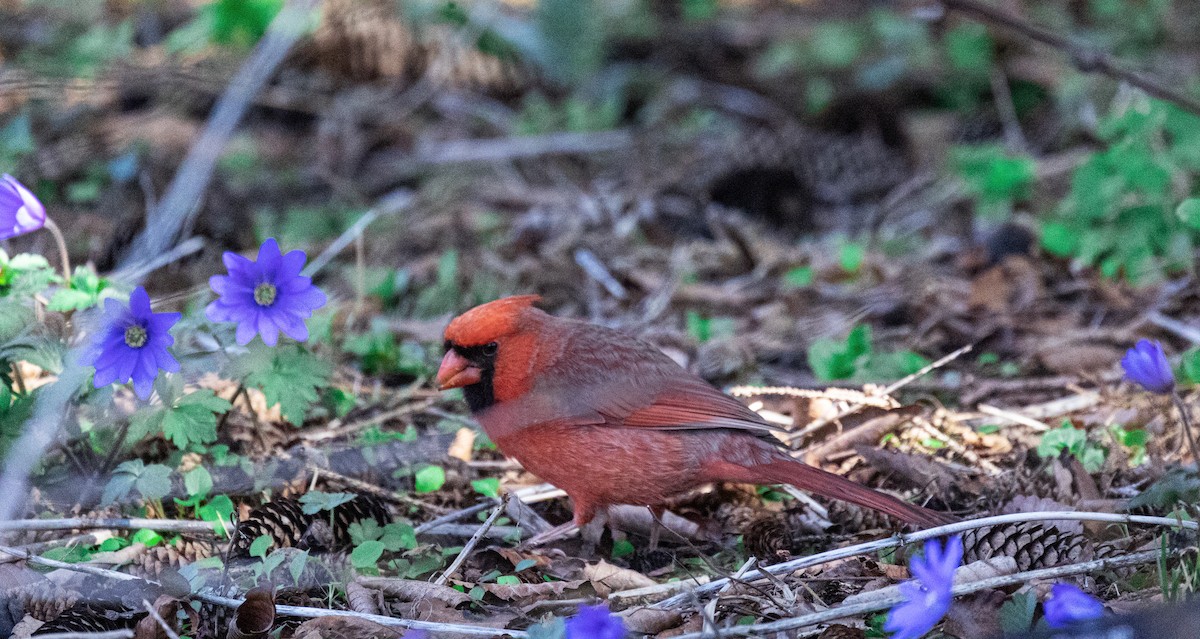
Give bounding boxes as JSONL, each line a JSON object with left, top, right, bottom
{"left": 709, "top": 456, "right": 956, "bottom": 528}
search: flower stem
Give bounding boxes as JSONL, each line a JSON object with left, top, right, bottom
{"left": 1171, "top": 391, "right": 1200, "bottom": 466}
{"left": 42, "top": 217, "right": 71, "bottom": 282}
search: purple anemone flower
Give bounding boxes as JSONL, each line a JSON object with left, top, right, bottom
{"left": 1043, "top": 583, "right": 1104, "bottom": 628}
{"left": 884, "top": 536, "right": 962, "bottom": 639}
{"left": 206, "top": 238, "right": 326, "bottom": 346}
{"left": 565, "top": 605, "right": 625, "bottom": 639}
{"left": 1121, "top": 339, "right": 1175, "bottom": 394}
{"left": 83, "top": 287, "right": 180, "bottom": 400}
{"left": 0, "top": 174, "right": 46, "bottom": 240}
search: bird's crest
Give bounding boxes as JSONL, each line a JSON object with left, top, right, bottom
{"left": 445, "top": 295, "right": 542, "bottom": 347}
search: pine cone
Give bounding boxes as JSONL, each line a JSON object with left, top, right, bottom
{"left": 827, "top": 501, "right": 900, "bottom": 534}
{"left": 130, "top": 537, "right": 217, "bottom": 578}
{"left": 231, "top": 499, "right": 312, "bottom": 558}
{"left": 328, "top": 494, "right": 391, "bottom": 550}
{"left": 962, "top": 523, "right": 1091, "bottom": 571}
{"left": 308, "top": 0, "right": 418, "bottom": 82}
{"left": 420, "top": 25, "right": 527, "bottom": 94}
{"left": 713, "top": 502, "right": 760, "bottom": 534}
{"left": 3, "top": 580, "right": 78, "bottom": 622}
{"left": 743, "top": 513, "right": 792, "bottom": 561}
{"left": 817, "top": 624, "right": 867, "bottom": 639}
{"left": 31, "top": 602, "right": 139, "bottom": 635}
{"left": 232, "top": 494, "right": 392, "bottom": 557}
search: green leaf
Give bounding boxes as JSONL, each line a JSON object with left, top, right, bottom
{"left": 471, "top": 478, "right": 501, "bottom": 498}
{"left": 415, "top": 465, "right": 446, "bottom": 494}
{"left": 1177, "top": 198, "right": 1200, "bottom": 230}
{"left": 807, "top": 324, "right": 872, "bottom": 381}
{"left": 135, "top": 464, "right": 173, "bottom": 501}
{"left": 611, "top": 539, "right": 635, "bottom": 559}
{"left": 783, "top": 266, "right": 814, "bottom": 288}
{"left": 46, "top": 267, "right": 110, "bottom": 312}
{"left": 101, "top": 471, "right": 137, "bottom": 505}
{"left": 236, "top": 344, "right": 333, "bottom": 425}
{"left": 289, "top": 549, "right": 309, "bottom": 584}
{"left": 249, "top": 534, "right": 273, "bottom": 559}
{"left": 184, "top": 466, "right": 213, "bottom": 499}
{"left": 514, "top": 559, "right": 538, "bottom": 572}
{"left": 298, "top": 491, "right": 357, "bottom": 515}
{"left": 838, "top": 240, "right": 866, "bottom": 273}
{"left": 495, "top": 575, "right": 521, "bottom": 585}
{"left": 380, "top": 523, "right": 417, "bottom": 552}
{"left": 131, "top": 529, "right": 163, "bottom": 548}
{"left": 46, "top": 288, "right": 98, "bottom": 313}
{"left": 809, "top": 21, "right": 865, "bottom": 68}
{"left": 197, "top": 495, "right": 235, "bottom": 536}
{"left": 999, "top": 590, "right": 1038, "bottom": 635}
{"left": 162, "top": 390, "right": 231, "bottom": 450}
{"left": 1040, "top": 221, "right": 1080, "bottom": 257}
{"left": 350, "top": 540, "right": 385, "bottom": 569}
{"left": 945, "top": 22, "right": 994, "bottom": 72}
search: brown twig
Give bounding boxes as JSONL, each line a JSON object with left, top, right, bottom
{"left": 941, "top": 0, "right": 1200, "bottom": 115}
{"left": 433, "top": 497, "right": 508, "bottom": 586}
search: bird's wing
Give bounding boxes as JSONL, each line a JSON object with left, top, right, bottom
{"left": 610, "top": 375, "right": 780, "bottom": 437}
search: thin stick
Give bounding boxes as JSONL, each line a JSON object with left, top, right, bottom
{"left": 142, "top": 598, "right": 182, "bottom": 639}
{"left": 1171, "top": 392, "right": 1200, "bottom": 465}
{"left": 0, "top": 517, "right": 214, "bottom": 534}
{"left": 0, "top": 542, "right": 528, "bottom": 638}
{"left": 34, "top": 632, "right": 134, "bottom": 639}
{"left": 415, "top": 500, "right": 499, "bottom": 534}
{"left": 303, "top": 189, "right": 413, "bottom": 277}
{"left": 434, "top": 498, "right": 508, "bottom": 586}
{"left": 42, "top": 217, "right": 71, "bottom": 282}
{"left": 941, "top": 0, "right": 1200, "bottom": 115}
{"left": 657, "top": 510, "right": 1197, "bottom": 608}
{"left": 671, "top": 549, "right": 1161, "bottom": 639}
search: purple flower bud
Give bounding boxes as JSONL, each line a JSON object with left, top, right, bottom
{"left": 565, "top": 605, "right": 625, "bottom": 639}
{"left": 1121, "top": 339, "right": 1175, "bottom": 394}
{"left": 81, "top": 287, "right": 181, "bottom": 400}
{"left": 1043, "top": 583, "right": 1104, "bottom": 628}
{"left": 206, "top": 238, "right": 326, "bottom": 346}
{"left": 884, "top": 536, "right": 962, "bottom": 639}
{"left": 0, "top": 174, "right": 46, "bottom": 240}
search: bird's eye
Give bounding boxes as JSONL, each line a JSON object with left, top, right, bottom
{"left": 483, "top": 342, "right": 498, "bottom": 356}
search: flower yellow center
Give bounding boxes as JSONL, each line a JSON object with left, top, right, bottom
{"left": 124, "top": 325, "right": 148, "bottom": 348}
{"left": 254, "top": 282, "right": 277, "bottom": 307}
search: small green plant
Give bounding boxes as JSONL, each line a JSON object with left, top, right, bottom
{"left": 952, "top": 144, "right": 1036, "bottom": 218}
{"left": 806, "top": 324, "right": 930, "bottom": 382}
{"left": 1036, "top": 421, "right": 1106, "bottom": 472}
{"left": 686, "top": 311, "right": 736, "bottom": 343}
{"left": 1041, "top": 98, "right": 1200, "bottom": 284}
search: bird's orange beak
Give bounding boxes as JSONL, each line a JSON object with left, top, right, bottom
{"left": 437, "top": 350, "right": 482, "bottom": 390}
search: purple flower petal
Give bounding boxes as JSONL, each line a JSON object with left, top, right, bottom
{"left": 206, "top": 238, "right": 326, "bottom": 346}
{"left": 884, "top": 536, "right": 961, "bottom": 639}
{"left": 565, "top": 605, "right": 625, "bottom": 639}
{"left": 1120, "top": 339, "right": 1175, "bottom": 394}
{"left": 84, "top": 286, "right": 180, "bottom": 400}
{"left": 0, "top": 174, "right": 47, "bottom": 240}
{"left": 1044, "top": 584, "right": 1104, "bottom": 628}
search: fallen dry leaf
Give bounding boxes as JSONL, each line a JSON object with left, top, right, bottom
{"left": 583, "top": 559, "right": 656, "bottom": 597}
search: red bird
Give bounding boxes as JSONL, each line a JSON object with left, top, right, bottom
{"left": 437, "top": 296, "right": 952, "bottom": 543}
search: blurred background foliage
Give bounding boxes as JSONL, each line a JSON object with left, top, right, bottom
{"left": 3, "top": 0, "right": 1200, "bottom": 387}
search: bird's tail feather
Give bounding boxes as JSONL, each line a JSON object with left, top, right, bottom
{"left": 721, "top": 457, "right": 955, "bottom": 528}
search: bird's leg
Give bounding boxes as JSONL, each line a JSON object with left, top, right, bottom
{"left": 579, "top": 508, "right": 608, "bottom": 557}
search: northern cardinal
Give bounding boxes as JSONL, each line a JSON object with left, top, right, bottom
{"left": 437, "top": 296, "right": 953, "bottom": 543}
